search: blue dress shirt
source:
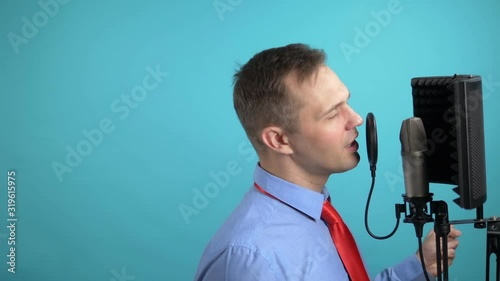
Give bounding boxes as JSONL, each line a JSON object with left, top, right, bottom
{"left": 194, "top": 164, "right": 431, "bottom": 281}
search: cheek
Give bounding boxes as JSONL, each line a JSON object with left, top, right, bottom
{"left": 314, "top": 130, "right": 343, "bottom": 148}
{"left": 300, "top": 120, "right": 344, "bottom": 148}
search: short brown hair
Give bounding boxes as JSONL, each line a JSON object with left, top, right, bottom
{"left": 233, "top": 43, "right": 326, "bottom": 150}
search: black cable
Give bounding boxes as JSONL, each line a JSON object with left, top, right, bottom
{"left": 418, "top": 236, "right": 431, "bottom": 281}
{"left": 364, "top": 163, "right": 430, "bottom": 280}
{"left": 364, "top": 169, "right": 400, "bottom": 240}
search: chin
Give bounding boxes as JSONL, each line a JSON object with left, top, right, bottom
{"left": 331, "top": 163, "right": 359, "bottom": 174}
{"left": 342, "top": 153, "right": 361, "bottom": 172}
{"left": 353, "top": 152, "right": 361, "bottom": 164}
{"left": 327, "top": 153, "right": 361, "bottom": 174}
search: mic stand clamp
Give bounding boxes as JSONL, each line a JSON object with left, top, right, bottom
{"left": 402, "top": 194, "right": 434, "bottom": 238}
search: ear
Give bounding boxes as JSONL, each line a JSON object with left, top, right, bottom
{"left": 260, "top": 126, "right": 293, "bottom": 155}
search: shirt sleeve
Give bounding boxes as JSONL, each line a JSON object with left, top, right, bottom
{"left": 195, "top": 245, "right": 281, "bottom": 281}
{"left": 373, "top": 254, "right": 435, "bottom": 281}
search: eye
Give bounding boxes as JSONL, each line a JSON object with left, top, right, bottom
{"left": 327, "top": 110, "right": 339, "bottom": 119}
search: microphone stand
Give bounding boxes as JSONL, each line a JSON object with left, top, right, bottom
{"left": 398, "top": 195, "right": 450, "bottom": 281}
{"left": 448, "top": 205, "right": 500, "bottom": 281}
{"left": 486, "top": 217, "right": 500, "bottom": 281}
{"left": 431, "top": 201, "right": 450, "bottom": 281}
{"left": 398, "top": 194, "right": 437, "bottom": 280}
{"left": 398, "top": 199, "right": 500, "bottom": 281}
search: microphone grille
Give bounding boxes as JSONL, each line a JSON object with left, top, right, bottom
{"left": 400, "top": 117, "right": 428, "bottom": 152}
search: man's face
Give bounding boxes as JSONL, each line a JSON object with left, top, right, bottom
{"left": 285, "top": 65, "right": 363, "bottom": 176}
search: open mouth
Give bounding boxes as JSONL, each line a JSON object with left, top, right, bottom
{"left": 346, "top": 140, "right": 359, "bottom": 150}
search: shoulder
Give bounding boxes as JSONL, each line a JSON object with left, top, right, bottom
{"left": 208, "top": 187, "right": 282, "bottom": 250}
{"left": 194, "top": 189, "right": 284, "bottom": 280}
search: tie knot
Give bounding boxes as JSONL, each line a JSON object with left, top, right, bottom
{"left": 321, "top": 200, "right": 342, "bottom": 225}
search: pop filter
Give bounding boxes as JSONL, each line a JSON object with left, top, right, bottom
{"left": 366, "top": 112, "right": 378, "bottom": 174}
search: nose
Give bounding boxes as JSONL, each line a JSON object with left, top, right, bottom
{"left": 346, "top": 106, "right": 363, "bottom": 129}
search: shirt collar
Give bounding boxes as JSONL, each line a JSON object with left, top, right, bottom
{"left": 253, "top": 163, "right": 329, "bottom": 221}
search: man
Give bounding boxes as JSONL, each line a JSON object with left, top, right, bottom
{"left": 194, "top": 43, "right": 461, "bottom": 280}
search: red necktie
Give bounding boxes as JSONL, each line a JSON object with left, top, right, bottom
{"left": 322, "top": 200, "right": 370, "bottom": 281}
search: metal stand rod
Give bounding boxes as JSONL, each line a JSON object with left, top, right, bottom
{"left": 486, "top": 219, "right": 500, "bottom": 281}
{"left": 432, "top": 201, "right": 450, "bottom": 281}
{"left": 436, "top": 231, "right": 443, "bottom": 281}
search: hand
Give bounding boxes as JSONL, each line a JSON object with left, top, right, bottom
{"left": 416, "top": 225, "right": 462, "bottom": 277}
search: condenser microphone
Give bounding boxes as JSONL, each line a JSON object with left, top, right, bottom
{"left": 366, "top": 112, "right": 378, "bottom": 177}
{"left": 400, "top": 117, "right": 432, "bottom": 237}
{"left": 400, "top": 117, "right": 429, "bottom": 197}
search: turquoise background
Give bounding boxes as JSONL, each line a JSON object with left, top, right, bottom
{"left": 1, "top": 0, "right": 499, "bottom": 280}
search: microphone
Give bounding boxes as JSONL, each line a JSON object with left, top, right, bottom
{"left": 366, "top": 112, "right": 378, "bottom": 177}
{"left": 400, "top": 117, "right": 433, "bottom": 237}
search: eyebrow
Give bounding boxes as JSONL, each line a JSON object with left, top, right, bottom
{"left": 319, "top": 91, "right": 351, "bottom": 119}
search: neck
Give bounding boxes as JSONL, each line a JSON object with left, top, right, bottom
{"left": 259, "top": 154, "right": 328, "bottom": 193}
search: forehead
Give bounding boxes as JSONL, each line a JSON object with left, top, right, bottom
{"left": 285, "top": 65, "right": 349, "bottom": 104}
